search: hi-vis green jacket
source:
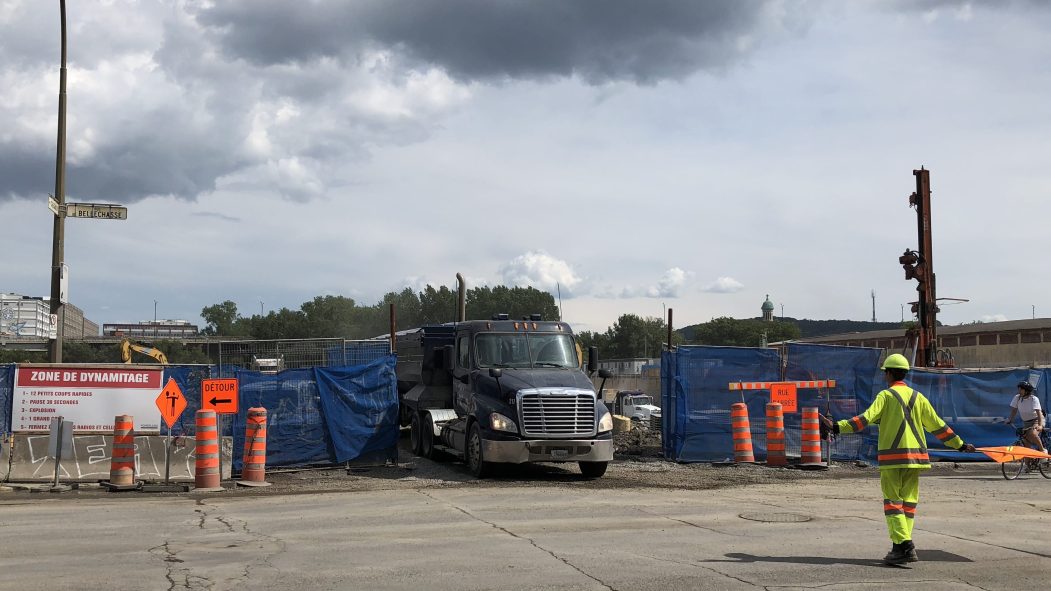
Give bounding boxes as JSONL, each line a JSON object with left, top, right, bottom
{"left": 836, "top": 382, "right": 965, "bottom": 469}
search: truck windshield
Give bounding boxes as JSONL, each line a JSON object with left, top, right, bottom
{"left": 475, "top": 333, "right": 580, "bottom": 369}
{"left": 631, "top": 396, "right": 653, "bottom": 406}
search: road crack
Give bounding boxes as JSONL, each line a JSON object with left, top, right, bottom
{"left": 419, "top": 490, "right": 619, "bottom": 591}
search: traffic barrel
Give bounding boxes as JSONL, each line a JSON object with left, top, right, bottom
{"left": 800, "top": 407, "right": 826, "bottom": 468}
{"left": 194, "top": 409, "right": 221, "bottom": 490}
{"left": 238, "top": 407, "right": 270, "bottom": 486}
{"left": 730, "top": 402, "right": 755, "bottom": 463}
{"left": 765, "top": 402, "right": 787, "bottom": 467}
{"left": 109, "top": 414, "right": 136, "bottom": 486}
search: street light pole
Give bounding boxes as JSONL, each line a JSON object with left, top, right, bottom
{"left": 47, "top": 0, "right": 68, "bottom": 363}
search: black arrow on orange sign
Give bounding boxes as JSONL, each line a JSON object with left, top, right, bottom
{"left": 209, "top": 397, "right": 232, "bottom": 406}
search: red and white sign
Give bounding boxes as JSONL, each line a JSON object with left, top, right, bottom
{"left": 13, "top": 365, "right": 164, "bottom": 433}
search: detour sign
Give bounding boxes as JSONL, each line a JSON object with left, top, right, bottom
{"left": 202, "top": 378, "right": 239, "bottom": 414}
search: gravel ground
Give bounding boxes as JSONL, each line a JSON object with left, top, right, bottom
{"left": 6, "top": 428, "right": 997, "bottom": 500}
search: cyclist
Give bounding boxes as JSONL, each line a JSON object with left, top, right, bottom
{"left": 1006, "top": 381, "right": 1046, "bottom": 454}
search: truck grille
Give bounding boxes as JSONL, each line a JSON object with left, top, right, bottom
{"left": 519, "top": 389, "right": 596, "bottom": 437}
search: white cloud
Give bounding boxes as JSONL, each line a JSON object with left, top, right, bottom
{"left": 702, "top": 277, "right": 745, "bottom": 294}
{"left": 498, "top": 252, "right": 581, "bottom": 294}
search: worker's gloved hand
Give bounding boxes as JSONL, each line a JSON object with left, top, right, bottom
{"left": 819, "top": 414, "right": 834, "bottom": 439}
{"left": 960, "top": 443, "right": 976, "bottom": 453}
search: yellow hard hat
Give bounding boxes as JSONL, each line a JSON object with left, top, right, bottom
{"left": 881, "top": 353, "right": 910, "bottom": 371}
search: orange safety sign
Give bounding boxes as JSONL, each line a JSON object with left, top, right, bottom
{"left": 770, "top": 382, "right": 798, "bottom": 413}
{"left": 201, "top": 378, "right": 239, "bottom": 414}
{"left": 155, "top": 378, "right": 187, "bottom": 428}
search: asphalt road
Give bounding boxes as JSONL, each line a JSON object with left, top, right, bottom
{"left": 1, "top": 463, "right": 1048, "bottom": 590}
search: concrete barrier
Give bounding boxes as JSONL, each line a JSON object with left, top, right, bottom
{"left": 1, "top": 436, "right": 10, "bottom": 481}
{"left": 5, "top": 434, "right": 232, "bottom": 482}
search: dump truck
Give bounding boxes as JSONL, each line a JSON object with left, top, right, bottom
{"left": 611, "top": 390, "right": 662, "bottom": 424}
{"left": 395, "top": 275, "right": 614, "bottom": 478}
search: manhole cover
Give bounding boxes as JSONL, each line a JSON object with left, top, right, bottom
{"left": 738, "top": 512, "right": 812, "bottom": 523}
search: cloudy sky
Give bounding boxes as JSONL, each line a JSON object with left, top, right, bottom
{"left": 2, "top": 0, "right": 1050, "bottom": 335}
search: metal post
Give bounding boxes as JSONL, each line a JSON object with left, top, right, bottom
{"left": 52, "top": 416, "right": 64, "bottom": 487}
{"left": 48, "top": 0, "right": 68, "bottom": 363}
{"left": 164, "top": 423, "right": 171, "bottom": 484}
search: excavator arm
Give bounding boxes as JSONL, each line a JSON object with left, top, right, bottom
{"left": 121, "top": 339, "right": 169, "bottom": 364}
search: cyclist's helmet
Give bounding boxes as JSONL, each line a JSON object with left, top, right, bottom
{"left": 1017, "top": 380, "right": 1035, "bottom": 392}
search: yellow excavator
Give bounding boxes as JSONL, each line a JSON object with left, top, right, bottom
{"left": 121, "top": 338, "right": 169, "bottom": 364}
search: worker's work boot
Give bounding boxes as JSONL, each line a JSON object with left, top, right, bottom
{"left": 901, "top": 540, "right": 919, "bottom": 563}
{"left": 883, "top": 543, "right": 911, "bottom": 565}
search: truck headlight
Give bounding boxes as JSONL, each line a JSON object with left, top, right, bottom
{"left": 490, "top": 412, "right": 518, "bottom": 433}
{"left": 598, "top": 411, "right": 613, "bottom": 433}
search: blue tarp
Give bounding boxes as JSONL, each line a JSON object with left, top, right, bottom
{"left": 232, "top": 355, "right": 399, "bottom": 471}
{"left": 662, "top": 346, "right": 781, "bottom": 462}
{"left": 0, "top": 364, "right": 13, "bottom": 436}
{"left": 315, "top": 357, "right": 399, "bottom": 462}
{"left": 663, "top": 345, "right": 1051, "bottom": 465}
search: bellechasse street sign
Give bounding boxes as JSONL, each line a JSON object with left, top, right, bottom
{"left": 64, "top": 202, "right": 128, "bottom": 220}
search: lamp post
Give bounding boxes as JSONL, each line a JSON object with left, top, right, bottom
{"left": 47, "top": 0, "right": 68, "bottom": 363}
{"left": 154, "top": 300, "right": 157, "bottom": 323}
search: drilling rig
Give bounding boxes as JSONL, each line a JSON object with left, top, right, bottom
{"left": 898, "top": 167, "right": 954, "bottom": 368}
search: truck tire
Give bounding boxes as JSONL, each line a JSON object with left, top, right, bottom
{"left": 578, "top": 461, "right": 608, "bottom": 479}
{"left": 466, "top": 422, "right": 493, "bottom": 478}
{"left": 410, "top": 411, "right": 425, "bottom": 456}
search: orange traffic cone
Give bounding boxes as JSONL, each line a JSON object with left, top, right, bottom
{"left": 194, "top": 410, "right": 222, "bottom": 491}
{"left": 106, "top": 414, "right": 138, "bottom": 489}
{"left": 800, "top": 407, "right": 827, "bottom": 469}
{"left": 731, "top": 402, "right": 755, "bottom": 463}
{"left": 766, "top": 403, "right": 787, "bottom": 467}
{"left": 238, "top": 407, "right": 270, "bottom": 487}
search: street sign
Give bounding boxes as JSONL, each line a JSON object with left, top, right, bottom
{"left": 48, "top": 195, "right": 61, "bottom": 216}
{"left": 155, "top": 378, "right": 187, "bottom": 428}
{"left": 770, "top": 382, "right": 798, "bottom": 413}
{"left": 59, "top": 263, "right": 68, "bottom": 304}
{"left": 48, "top": 417, "right": 74, "bottom": 458}
{"left": 48, "top": 314, "right": 58, "bottom": 340}
{"left": 201, "top": 378, "right": 239, "bottom": 414}
{"left": 64, "top": 203, "right": 128, "bottom": 220}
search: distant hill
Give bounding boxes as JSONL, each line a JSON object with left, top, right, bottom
{"left": 790, "top": 318, "right": 905, "bottom": 338}
{"left": 678, "top": 317, "right": 906, "bottom": 342}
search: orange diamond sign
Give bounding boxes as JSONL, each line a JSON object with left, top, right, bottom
{"left": 156, "top": 377, "right": 187, "bottom": 429}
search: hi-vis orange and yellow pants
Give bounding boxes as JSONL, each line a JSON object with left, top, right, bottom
{"left": 880, "top": 468, "right": 920, "bottom": 544}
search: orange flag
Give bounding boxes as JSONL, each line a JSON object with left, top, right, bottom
{"left": 976, "top": 446, "right": 1051, "bottom": 463}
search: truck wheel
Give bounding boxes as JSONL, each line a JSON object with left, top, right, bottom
{"left": 421, "top": 414, "right": 437, "bottom": 460}
{"left": 467, "top": 423, "right": 492, "bottom": 478}
{"left": 578, "top": 461, "right": 608, "bottom": 479}
{"left": 410, "top": 412, "right": 425, "bottom": 456}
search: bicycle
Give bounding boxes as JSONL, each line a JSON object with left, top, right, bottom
{"left": 1001, "top": 426, "right": 1051, "bottom": 480}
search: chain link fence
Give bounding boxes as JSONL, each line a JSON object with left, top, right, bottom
{"left": 215, "top": 338, "right": 391, "bottom": 377}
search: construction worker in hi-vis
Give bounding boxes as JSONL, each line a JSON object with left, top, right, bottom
{"left": 819, "top": 353, "right": 976, "bottom": 565}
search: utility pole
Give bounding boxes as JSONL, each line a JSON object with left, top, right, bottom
{"left": 871, "top": 290, "right": 876, "bottom": 322}
{"left": 154, "top": 300, "right": 158, "bottom": 323}
{"left": 48, "top": 0, "right": 68, "bottom": 363}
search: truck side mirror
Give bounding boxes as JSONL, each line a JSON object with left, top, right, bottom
{"left": 488, "top": 368, "right": 503, "bottom": 379}
{"left": 597, "top": 369, "right": 612, "bottom": 379}
{"left": 587, "top": 346, "right": 599, "bottom": 373}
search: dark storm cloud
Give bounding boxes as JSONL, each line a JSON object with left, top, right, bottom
{"left": 0, "top": 0, "right": 809, "bottom": 205}
{"left": 196, "top": 0, "right": 804, "bottom": 84}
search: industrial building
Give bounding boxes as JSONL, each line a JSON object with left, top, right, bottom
{"left": 102, "top": 320, "right": 200, "bottom": 338}
{"left": 0, "top": 292, "right": 98, "bottom": 339}
{"left": 789, "top": 318, "right": 1051, "bottom": 368}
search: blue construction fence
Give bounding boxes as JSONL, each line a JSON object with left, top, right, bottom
{"left": 662, "top": 343, "right": 1051, "bottom": 464}
{"left": 0, "top": 352, "right": 397, "bottom": 472}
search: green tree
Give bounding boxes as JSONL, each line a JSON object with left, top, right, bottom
{"left": 301, "top": 295, "right": 360, "bottom": 337}
{"left": 201, "top": 300, "right": 242, "bottom": 336}
{"left": 690, "top": 317, "right": 800, "bottom": 347}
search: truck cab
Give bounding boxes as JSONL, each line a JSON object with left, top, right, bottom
{"left": 613, "top": 390, "right": 662, "bottom": 424}
{"left": 398, "top": 316, "right": 614, "bottom": 478}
